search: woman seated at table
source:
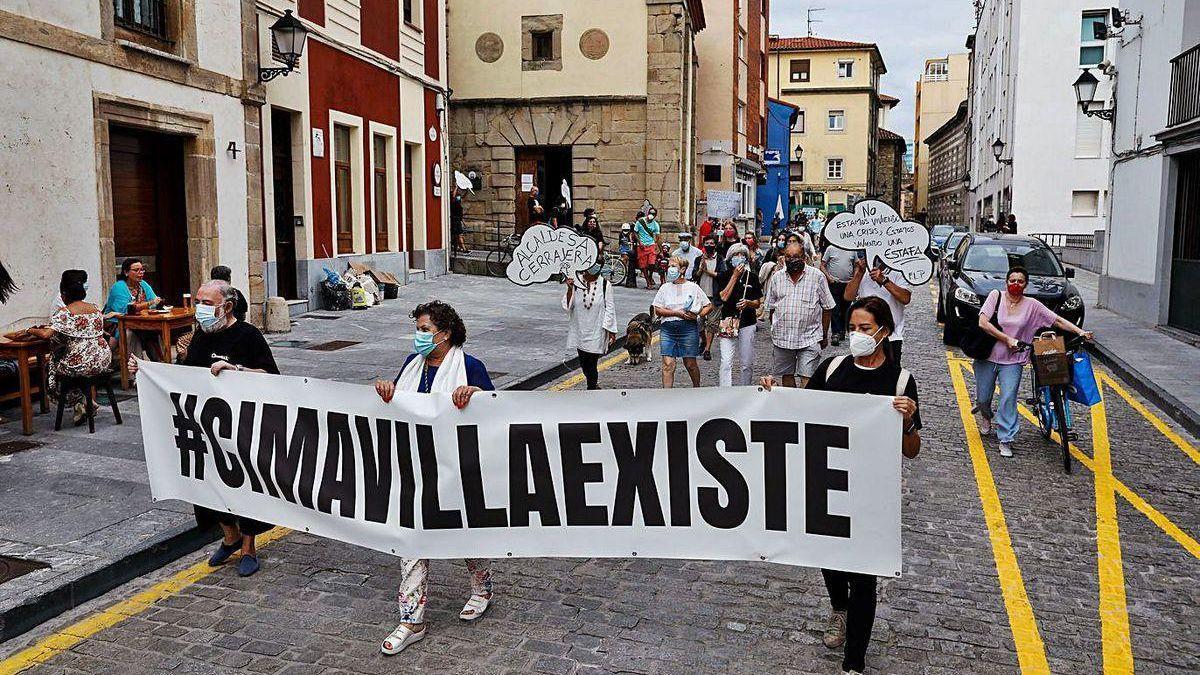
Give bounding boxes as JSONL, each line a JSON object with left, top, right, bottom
{"left": 29, "top": 278, "right": 113, "bottom": 425}
{"left": 103, "top": 257, "right": 163, "bottom": 359}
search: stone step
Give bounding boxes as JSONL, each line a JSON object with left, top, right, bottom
{"left": 408, "top": 268, "right": 426, "bottom": 283}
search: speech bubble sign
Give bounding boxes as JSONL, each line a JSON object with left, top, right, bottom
{"left": 824, "top": 200, "right": 933, "bottom": 285}
{"left": 506, "top": 224, "right": 600, "bottom": 286}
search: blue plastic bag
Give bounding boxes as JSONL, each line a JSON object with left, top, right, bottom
{"left": 1067, "top": 350, "right": 1102, "bottom": 407}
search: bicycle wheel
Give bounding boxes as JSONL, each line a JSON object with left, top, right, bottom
{"left": 1051, "top": 386, "right": 1072, "bottom": 474}
{"left": 607, "top": 258, "right": 627, "bottom": 284}
{"left": 1035, "top": 387, "right": 1055, "bottom": 440}
{"left": 486, "top": 250, "right": 511, "bottom": 277}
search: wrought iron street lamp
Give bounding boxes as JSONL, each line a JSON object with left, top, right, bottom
{"left": 794, "top": 145, "right": 804, "bottom": 161}
{"left": 991, "top": 138, "right": 1012, "bottom": 166}
{"left": 260, "top": 10, "right": 309, "bottom": 83}
{"left": 1073, "top": 69, "right": 1116, "bottom": 121}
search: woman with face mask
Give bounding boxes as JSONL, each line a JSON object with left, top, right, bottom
{"left": 695, "top": 237, "right": 722, "bottom": 360}
{"left": 973, "top": 266, "right": 1093, "bottom": 457}
{"left": 652, "top": 255, "right": 713, "bottom": 387}
{"left": 762, "top": 296, "right": 921, "bottom": 675}
{"left": 374, "top": 301, "right": 496, "bottom": 655}
{"left": 714, "top": 243, "right": 763, "bottom": 386}
{"left": 562, "top": 262, "right": 617, "bottom": 390}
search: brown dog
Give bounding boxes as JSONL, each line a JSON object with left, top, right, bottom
{"left": 624, "top": 312, "right": 653, "bottom": 365}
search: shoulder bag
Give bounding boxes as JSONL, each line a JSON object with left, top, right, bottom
{"left": 960, "top": 290, "right": 1002, "bottom": 361}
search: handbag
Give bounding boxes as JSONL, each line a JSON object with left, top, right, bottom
{"left": 960, "top": 290, "right": 1001, "bottom": 360}
{"left": 1067, "top": 350, "right": 1102, "bottom": 406}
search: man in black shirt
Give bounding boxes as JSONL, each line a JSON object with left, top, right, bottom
{"left": 183, "top": 280, "right": 278, "bottom": 576}
{"left": 451, "top": 188, "right": 467, "bottom": 253}
{"left": 209, "top": 265, "right": 249, "bottom": 323}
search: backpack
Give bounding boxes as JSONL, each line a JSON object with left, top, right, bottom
{"left": 825, "top": 355, "right": 912, "bottom": 397}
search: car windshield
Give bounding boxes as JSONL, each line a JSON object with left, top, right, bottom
{"left": 961, "top": 242, "right": 1064, "bottom": 276}
{"left": 930, "top": 225, "right": 956, "bottom": 238}
{"left": 944, "top": 233, "right": 967, "bottom": 256}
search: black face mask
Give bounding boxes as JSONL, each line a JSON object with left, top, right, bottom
{"left": 704, "top": 246, "right": 716, "bottom": 255}
{"left": 785, "top": 259, "right": 805, "bottom": 274}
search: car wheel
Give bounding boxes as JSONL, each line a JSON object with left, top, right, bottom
{"left": 942, "top": 319, "right": 961, "bottom": 345}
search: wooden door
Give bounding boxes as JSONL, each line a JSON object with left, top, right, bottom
{"left": 373, "top": 135, "right": 390, "bottom": 253}
{"left": 109, "top": 127, "right": 189, "bottom": 304}
{"left": 271, "top": 109, "right": 298, "bottom": 298}
{"left": 1170, "top": 150, "right": 1200, "bottom": 334}
{"left": 515, "top": 148, "right": 544, "bottom": 234}
{"left": 333, "top": 125, "right": 354, "bottom": 254}
{"left": 404, "top": 144, "right": 415, "bottom": 252}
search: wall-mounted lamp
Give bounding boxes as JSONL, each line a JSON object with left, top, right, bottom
{"left": 794, "top": 145, "right": 804, "bottom": 161}
{"left": 259, "top": 10, "right": 309, "bottom": 83}
{"left": 1073, "top": 69, "right": 1116, "bottom": 121}
{"left": 991, "top": 138, "right": 1012, "bottom": 166}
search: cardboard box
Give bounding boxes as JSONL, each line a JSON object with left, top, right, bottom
{"left": 348, "top": 262, "right": 401, "bottom": 286}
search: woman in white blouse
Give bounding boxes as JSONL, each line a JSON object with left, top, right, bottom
{"left": 563, "top": 262, "right": 618, "bottom": 389}
{"left": 652, "top": 255, "right": 713, "bottom": 388}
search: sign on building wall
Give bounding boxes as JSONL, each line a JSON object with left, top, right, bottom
{"left": 311, "top": 129, "right": 325, "bottom": 158}
{"left": 762, "top": 150, "right": 781, "bottom": 166}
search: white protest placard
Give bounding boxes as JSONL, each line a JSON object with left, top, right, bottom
{"left": 824, "top": 200, "right": 934, "bottom": 285}
{"left": 706, "top": 190, "right": 742, "bottom": 219}
{"left": 505, "top": 224, "right": 599, "bottom": 286}
{"left": 137, "top": 362, "right": 903, "bottom": 575}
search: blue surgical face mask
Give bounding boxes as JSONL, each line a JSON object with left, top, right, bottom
{"left": 82, "top": 282, "right": 89, "bottom": 293}
{"left": 731, "top": 255, "right": 747, "bottom": 268}
{"left": 195, "top": 304, "right": 223, "bottom": 333}
{"left": 587, "top": 263, "right": 603, "bottom": 276}
{"left": 666, "top": 267, "right": 682, "bottom": 283}
{"left": 680, "top": 242, "right": 691, "bottom": 252}
{"left": 414, "top": 330, "right": 443, "bottom": 357}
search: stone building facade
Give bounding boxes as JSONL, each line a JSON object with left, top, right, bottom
{"left": 925, "top": 100, "right": 969, "bottom": 226}
{"left": 447, "top": 0, "right": 705, "bottom": 241}
{"left": 876, "top": 128, "right": 906, "bottom": 210}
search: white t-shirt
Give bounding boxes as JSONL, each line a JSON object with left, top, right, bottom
{"left": 652, "top": 281, "right": 712, "bottom": 322}
{"left": 697, "top": 257, "right": 718, "bottom": 296}
{"left": 856, "top": 269, "right": 916, "bottom": 341}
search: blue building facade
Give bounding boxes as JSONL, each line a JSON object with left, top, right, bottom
{"left": 755, "top": 98, "right": 799, "bottom": 236}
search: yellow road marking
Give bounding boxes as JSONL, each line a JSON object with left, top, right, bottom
{"left": 1014, "top": 402, "right": 1200, "bottom": 560}
{"left": 551, "top": 334, "right": 660, "bottom": 391}
{"left": 1088, "top": 391, "right": 1134, "bottom": 673}
{"left": 1098, "top": 372, "right": 1200, "bottom": 467}
{"left": 946, "top": 354, "right": 1051, "bottom": 674}
{"left": 0, "top": 528, "right": 291, "bottom": 675}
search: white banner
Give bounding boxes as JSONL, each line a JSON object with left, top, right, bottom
{"left": 138, "top": 361, "right": 903, "bottom": 576}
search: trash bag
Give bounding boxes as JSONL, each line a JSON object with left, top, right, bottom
{"left": 321, "top": 279, "right": 352, "bottom": 311}
{"left": 350, "top": 285, "right": 371, "bottom": 310}
{"left": 1067, "top": 350, "right": 1102, "bottom": 407}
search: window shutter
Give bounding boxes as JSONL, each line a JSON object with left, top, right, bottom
{"left": 1075, "top": 108, "right": 1102, "bottom": 158}
{"left": 1071, "top": 190, "right": 1099, "bottom": 217}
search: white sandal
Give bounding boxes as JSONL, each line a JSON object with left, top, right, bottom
{"left": 459, "top": 593, "right": 491, "bottom": 621}
{"left": 380, "top": 623, "right": 425, "bottom": 655}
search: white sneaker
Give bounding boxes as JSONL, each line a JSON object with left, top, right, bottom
{"left": 999, "top": 443, "right": 1013, "bottom": 458}
{"left": 842, "top": 670, "right": 864, "bottom": 675}
{"left": 381, "top": 624, "right": 425, "bottom": 655}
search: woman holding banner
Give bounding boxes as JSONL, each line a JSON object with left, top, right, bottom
{"left": 762, "top": 296, "right": 921, "bottom": 675}
{"left": 374, "top": 301, "right": 496, "bottom": 655}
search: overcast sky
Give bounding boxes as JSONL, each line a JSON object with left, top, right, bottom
{"left": 769, "top": 0, "right": 976, "bottom": 143}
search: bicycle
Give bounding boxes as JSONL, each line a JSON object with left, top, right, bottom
{"left": 600, "top": 251, "right": 628, "bottom": 284}
{"left": 1020, "top": 333, "right": 1089, "bottom": 474}
{"left": 485, "top": 233, "right": 521, "bottom": 278}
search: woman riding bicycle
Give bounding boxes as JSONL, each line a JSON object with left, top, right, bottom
{"left": 974, "top": 266, "right": 1092, "bottom": 458}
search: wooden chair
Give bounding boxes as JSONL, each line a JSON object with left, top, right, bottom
{"left": 53, "top": 374, "right": 122, "bottom": 434}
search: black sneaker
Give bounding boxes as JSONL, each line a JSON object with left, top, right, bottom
{"left": 703, "top": 350, "right": 712, "bottom": 361}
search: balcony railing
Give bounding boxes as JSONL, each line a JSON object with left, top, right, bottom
{"left": 1035, "top": 233, "right": 1096, "bottom": 249}
{"left": 1168, "top": 42, "right": 1200, "bottom": 127}
{"left": 114, "top": 0, "right": 167, "bottom": 40}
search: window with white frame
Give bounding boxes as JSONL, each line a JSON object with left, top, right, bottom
{"left": 738, "top": 103, "right": 746, "bottom": 135}
{"left": 827, "top": 158, "right": 844, "bottom": 180}
{"left": 827, "top": 109, "right": 845, "bottom": 132}
{"left": 1071, "top": 190, "right": 1100, "bottom": 216}
{"left": 795, "top": 110, "right": 806, "bottom": 134}
{"left": 837, "top": 59, "right": 855, "bottom": 78}
{"left": 925, "top": 60, "right": 948, "bottom": 81}
{"left": 1080, "top": 12, "right": 1107, "bottom": 66}
{"left": 738, "top": 32, "right": 746, "bottom": 62}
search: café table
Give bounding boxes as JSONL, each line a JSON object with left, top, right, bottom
{"left": 118, "top": 307, "right": 195, "bottom": 389}
{"left": 0, "top": 335, "right": 53, "bottom": 435}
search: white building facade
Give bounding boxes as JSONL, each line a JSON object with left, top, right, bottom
{"left": 0, "top": 0, "right": 260, "bottom": 327}
{"left": 1101, "top": 1, "right": 1200, "bottom": 333}
{"left": 967, "top": 0, "right": 1115, "bottom": 236}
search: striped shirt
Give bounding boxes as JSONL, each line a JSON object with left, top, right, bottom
{"left": 765, "top": 265, "right": 836, "bottom": 349}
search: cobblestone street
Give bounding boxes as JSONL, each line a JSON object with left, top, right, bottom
{"left": 2, "top": 284, "right": 1198, "bottom": 674}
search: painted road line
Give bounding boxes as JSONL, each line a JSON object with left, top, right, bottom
{"left": 1089, "top": 391, "right": 1134, "bottom": 674}
{"left": 1013, "top": 402, "right": 1200, "bottom": 560}
{"left": 0, "top": 528, "right": 291, "bottom": 674}
{"left": 551, "top": 334, "right": 660, "bottom": 391}
{"left": 1099, "top": 372, "right": 1200, "bottom": 467}
{"left": 946, "top": 354, "right": 1051, "bottom": 674}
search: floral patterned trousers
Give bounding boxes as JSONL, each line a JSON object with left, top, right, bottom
{"left": 397, "top": 558, "right": 492, "bottom": 624}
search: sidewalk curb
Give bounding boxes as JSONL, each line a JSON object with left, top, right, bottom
{"left": 0, "top": 332, "right": 647, "bottom": 643}
{"left": 0, "top": 524, "right": 218, "bottom": 643}
{"left": 1088, "top": 342, "right": 1200, "bottom": 439}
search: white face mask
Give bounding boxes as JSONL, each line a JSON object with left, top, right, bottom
{"left": 848, "top": 327, "right": 883, "bottom": 358}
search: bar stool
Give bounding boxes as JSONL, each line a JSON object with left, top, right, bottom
{"left": 53, "top": 374, "right": 123, "bottom": 433}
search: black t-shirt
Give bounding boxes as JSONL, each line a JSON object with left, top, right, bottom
{"left": 715, "top": 266, "right": 763, "bottom": 325}
{"left": 181, "top": 321, "right": 279, "bottom": 374}
{"left": 451, "top": 196, "right": 464, "bottom": 229}
{"left": 806, "top": 356, "right": 921, "bottom": 430}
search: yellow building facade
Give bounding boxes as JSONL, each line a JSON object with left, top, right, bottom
{"left": 767, "top": 37, "right": 886, "bottom": 215}
{"left": 913, "top": 53, "right": 969, "bottom": 219}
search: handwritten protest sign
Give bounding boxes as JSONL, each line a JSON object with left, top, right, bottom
{"left": 506, "top": 224, "right": 599, "bottom": 286}
{"left": 706, "top": 190, "right": 742, "bottom": 219}
{"left": 824, "top": 200, "right": 933, "bottom": 285}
